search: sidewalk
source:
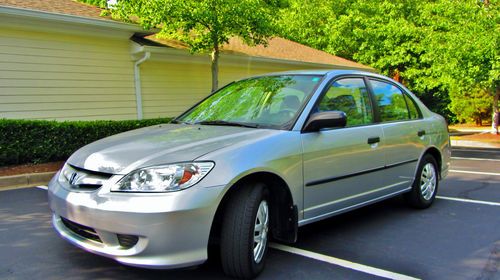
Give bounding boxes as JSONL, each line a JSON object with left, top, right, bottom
{"left": 451, "top": 140, "right": 500, "bottom": 149}
{"left": 450, "top": 127, "right": 500, "bottom": 149}
{"left": 0, "top": 171, "right": 56, "bottom": 190}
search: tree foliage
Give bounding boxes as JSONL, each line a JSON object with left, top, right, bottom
{"left": 78, "top": 0, "right": 108, "bottom": 8}
{"left": 112, "top": 0, "right": 276, "bottom": 92}
{"left": 278, "top": 0, "right": 500, "bottom": 124}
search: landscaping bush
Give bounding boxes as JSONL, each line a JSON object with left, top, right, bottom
{"left": 0, "top": 118, "right": 172, "bottom": 166}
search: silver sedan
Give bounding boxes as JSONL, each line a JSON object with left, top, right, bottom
{"left": 48, "top": 70, "right": 450, "bottom": 279}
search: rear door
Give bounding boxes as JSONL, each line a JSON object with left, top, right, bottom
{"left": 367, "top": 79, "right": 427, "bottom": 187}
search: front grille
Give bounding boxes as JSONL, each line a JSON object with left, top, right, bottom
{"left": 117, "top": 234, "right": 139, "bottom": 249}
{"left": 61, "top": 217, "right": 102, "bottom": 243}
{"left": 65, "top": 165, "right": 113, "bottom": 191}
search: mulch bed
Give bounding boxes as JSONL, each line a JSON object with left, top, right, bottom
{"left": 0, "top": 161, "right": 65, "bottom": 177}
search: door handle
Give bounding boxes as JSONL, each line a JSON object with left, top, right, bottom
{"left": 367, "top": 137, "right": 380, "bottom": 144}
{"left": 418, "top": 130, "right": 426, "bottom": 137}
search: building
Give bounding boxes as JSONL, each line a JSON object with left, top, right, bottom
{"left": 0, "top": 0, "right": 373, "bottom": 120}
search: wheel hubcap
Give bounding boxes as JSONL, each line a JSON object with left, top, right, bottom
{"left": 253, "top": 200, "right": 269, "bottom": 263}
{"left": 420, "top": 163, "right": 437, "bottom": 200}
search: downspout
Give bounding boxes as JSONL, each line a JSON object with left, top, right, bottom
{"left": 133, "top": 51, "right": 150, "bottom": 120}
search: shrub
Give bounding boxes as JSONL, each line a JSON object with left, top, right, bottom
{"left": 0, "top": 118, "right": 172, "bottom": 166}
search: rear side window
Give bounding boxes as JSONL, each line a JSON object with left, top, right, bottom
{"left": 403, "top": 94, "right": 421, "bottom": 119}
{"left": 318, "top": 78, "right": 373, "bottom": 127}
{"left": 369, "top": 79, "right": 409, "bottom": 122}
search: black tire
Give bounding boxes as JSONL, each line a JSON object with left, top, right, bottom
{"left": 405, "top": 154, "right": 439, "bottom": 209}
{"left": 220, "top": 183, "right": 270, "bottom": 279}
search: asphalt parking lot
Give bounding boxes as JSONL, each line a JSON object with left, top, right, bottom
{"left": 0, "top": 147, "right": 499, "bottom": 280}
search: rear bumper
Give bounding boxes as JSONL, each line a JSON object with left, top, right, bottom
{"left": 441, "top": 165, "right": 449, "bottom": 180}
{"left": 48, "top": 174, "right": 224, "bottom": 269}
{"left": 441, "top": 141, "right": 452, "bottom": 180}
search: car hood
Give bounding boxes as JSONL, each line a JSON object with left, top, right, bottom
{"left": 67, "top": 124, "right": 278, "bottom": 174}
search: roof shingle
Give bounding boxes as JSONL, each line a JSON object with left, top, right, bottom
{"left": 223, "top": 37, "right": 370, "bottom": 69}
{"left": 145, "top": 36, "right": 371, "bottom": 69}
{"left": 0, "top": 0, "right": 105, "bottom": 20}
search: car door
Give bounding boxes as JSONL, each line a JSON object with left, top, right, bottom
{"left": 301, "top": 77, "right": 388, "bottom": 220}
{"left": 368, "top": 79, "right": 427, "bottom": 188}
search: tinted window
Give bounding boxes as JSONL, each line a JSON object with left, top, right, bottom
{"left": 370, "top": 80, "right": 409, "bottom": 122}
{"left": 318, "top": 78, "right": 373, "bottom": 126}
{"left": 404, "top": 94, "right": 420, "bottom": 119}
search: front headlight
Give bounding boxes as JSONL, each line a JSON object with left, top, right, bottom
{"left": 111, "top": 162, "right": 214, "bottom": 192}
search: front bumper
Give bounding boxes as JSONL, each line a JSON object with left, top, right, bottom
{"left": 48, "top": 173, "right": 224, "bottom": 269}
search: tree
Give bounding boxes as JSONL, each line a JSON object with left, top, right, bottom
{"left": 112, "top": 0, "right": 276, "bottom": 92}
{"left": 449, "top": 87, "right": 492, "bottom": 125}
{"left": 424, "top": 0, "right": 499, "bottom": 127}
{"left": 278, "top": 0, "right": 500, "bottom": 125}
{"left": 278, "top": 0, "right": 454, "bottom": 118}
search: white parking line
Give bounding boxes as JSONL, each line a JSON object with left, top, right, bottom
{"left": 36, "top": 185, "right": 48, "bottom": 190}
{"left": 453, "top": 149, "right": 499, "bottom": 153}
{"left": 270, "top": 243, "right": 420, "bottom": 280}
{"left": 451, "top": 157, "right": 500, "bottom": 162}
{"left": 437, "top": 196, "right": 500, "bottom": 207}
{"left": 449, "top": 170, "right": 500, "bottom": 176}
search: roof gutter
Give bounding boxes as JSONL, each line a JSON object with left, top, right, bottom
{"left": 133, "top": 51, "right": 151, "bottom": 120}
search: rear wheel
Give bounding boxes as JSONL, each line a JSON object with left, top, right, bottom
{"left": 220, "top": 183, "right": 269, "bottom": 279}
{"left": 405, "top": 154, "right": 439, "bottom": 209}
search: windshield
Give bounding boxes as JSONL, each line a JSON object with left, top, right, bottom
{"left": 177, "top": 75, "right": 323, "bottom": 129}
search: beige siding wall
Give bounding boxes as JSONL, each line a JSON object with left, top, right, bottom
{"left": 140, "top": 61, "right": 212, "bottom": 119}
{"left": 0, "top": 26, "right": 137, "bottom": 120}
{"left": 1, "top": 24, "right": 335, "bottom": 121}
{"left": 141, "top": 55, "right": 318, "bottom": 119}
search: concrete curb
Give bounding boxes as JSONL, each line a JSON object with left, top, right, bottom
{"left": 451, "top": 140, "right": 500, "bottom": 149}
{"left": 0, "top": 171, "right": 56, "bottom": 190}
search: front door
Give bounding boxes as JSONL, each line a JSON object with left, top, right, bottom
{"left": 302, "top": 77, "right": 387, "bottom": 220}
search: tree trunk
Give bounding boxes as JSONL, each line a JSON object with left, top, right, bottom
{"left": 211, "top": 44, "right": 220, "bottom": 93}
{"left": 492, "top": 86, "right": 499, "bottom": 134}
{"left": 392, "top": 69, "right": 401, "bottom": 83}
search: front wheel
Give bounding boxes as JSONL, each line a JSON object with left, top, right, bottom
{"left": 220, "top": 183, "right": 270, "bottom": 279}
{"left": 405, "top": 154, "right": 439, "bottom": 209}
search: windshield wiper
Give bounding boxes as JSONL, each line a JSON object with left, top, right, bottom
{"left": 170, "top": 119, "right": 190, "bottom": 124}
{"left": 195, "top": 120, "right": 259, "bottom": 128}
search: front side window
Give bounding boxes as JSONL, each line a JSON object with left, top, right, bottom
{"left": 178, "top": 75, "right": 323, "bottom": 129}
{"left": 317, "top": 78, "right": 374, "bottom": 127}
{"left": 370, "top": 80, "right": 409, "bottom": 122}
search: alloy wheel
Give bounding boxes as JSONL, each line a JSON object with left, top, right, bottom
{"left": 253, "top": 200, "right": 269, "bottom": 263}
{"left": 420, "top": 163, "right": 437, "bottom": 200}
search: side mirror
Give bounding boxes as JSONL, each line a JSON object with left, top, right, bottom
{"left": 303, "top": 111, "right": 347, "bottom": 132}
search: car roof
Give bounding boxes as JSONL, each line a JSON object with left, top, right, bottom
{"left": 258, "top": 69, "right": 384, "bottom": 78}
{"left": 254, "top": 69, "right": 417, "bottom": 99}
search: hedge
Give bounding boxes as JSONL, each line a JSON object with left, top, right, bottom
{"left": 0, "top": 118, "right": 172, "bottom": 166}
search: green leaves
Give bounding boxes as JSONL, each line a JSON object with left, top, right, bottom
{"left": 278, "top": 0, "right": 499, "bottom": 123}
{"left": 78, "top": 0, "right": 108, "bottom": 8}
{"left": 0, "top": 118, "right": 171, "bottom": 166}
